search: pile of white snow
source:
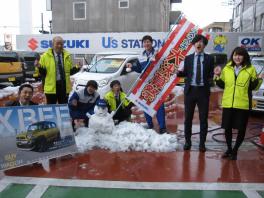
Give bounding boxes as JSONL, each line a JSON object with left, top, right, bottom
{"left": 172, "top": 85, "right": 184, "bottom": 97}
{"left": 75, "top": 121, "right": 178, "bottom": 153}
{"left": 0, "top": 86, "right": 19, "bottom": 99}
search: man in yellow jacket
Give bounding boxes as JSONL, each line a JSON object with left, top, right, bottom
{"left": 35, "top": 36, "right": 80, "bottom": 104}
{"left": 104, "top": 80, "right": 133, "bottom": 124}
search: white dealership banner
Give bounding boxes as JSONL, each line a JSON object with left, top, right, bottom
{"left": 16, "top": 32, "right": 264, "bottom": 56}
{"left": 16, "top": 32, "right": 167, "bottom": 54}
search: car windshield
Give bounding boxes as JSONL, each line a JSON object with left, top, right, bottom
{"left": 24, "top": 57, "right": 36, "bottom": 61}
{"left": 88, "top": 58, "right": 125, "bottom": 73}
{"left": 0, "top": 52, "right": 19, "bottom": 62}
{"left": 90, "top": 54, "right": 105, "bottom": 65}
{"left": 252, "top": 59, "right": 264, "bottom": 74}
{"left": 27, "top": 124, "right": 39, "bottom": 131}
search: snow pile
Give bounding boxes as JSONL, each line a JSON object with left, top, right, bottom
{"left": 75, "top": 122, "right": 178, "bottom": 153}
{"left": 0, "top": 86, "right": 19, "bottom": 99}
{"left": 172, "top": 85, "right": 184, "bottom": 97}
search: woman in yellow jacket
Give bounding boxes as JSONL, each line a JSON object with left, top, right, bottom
{"left": 104, "top": 80, "right": 133, "bottom": 124}
{"left": 214, "top": 47, "right": 263, "bottom": 160}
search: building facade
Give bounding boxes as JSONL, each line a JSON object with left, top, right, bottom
{"left": 232, "top": 0, "right": 264, "bottom": 32}
{"left": 51, "top": 0, "right": 181, "bottom": 33}
{"left": 203, "top": 22, "right": 231, "bottom": 32}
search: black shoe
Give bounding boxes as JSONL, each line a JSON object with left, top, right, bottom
{"left": 199, "top": 144, "right": 206, "bottom": 152}
{"left": 229, "top": 152, "right": 237, "bottom": 160}
{"left": 147, "top": 125, "right": 154, "bottom": 129}
{"left": 159, "top": 128, "right": 167, "bottom": 134}
{"left": 184, "top": 142, "right": 192, "bottom": 150}
{"left": 221, "top": 150, "right": 232, "bottom": 159}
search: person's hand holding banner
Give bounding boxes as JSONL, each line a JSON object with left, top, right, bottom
{"left": 214, "top": 66, "right": 222, "bottom": 77}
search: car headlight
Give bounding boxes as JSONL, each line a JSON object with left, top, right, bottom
{"left": 252, "top": 99, "right": 257, "bottom": 108}
{"left": 254, "top": 89, "right": 264, "bottom": 96}
{"left": 98, "top": 79, "right": 109, "bottom": 88}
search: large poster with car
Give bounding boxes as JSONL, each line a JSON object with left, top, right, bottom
{"left": 0, "top": 104, "right": 77, "bottom": 170}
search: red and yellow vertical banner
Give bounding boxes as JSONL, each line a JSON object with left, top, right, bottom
{"left": 127, "top": 18, "right": 208, "bottom": 116}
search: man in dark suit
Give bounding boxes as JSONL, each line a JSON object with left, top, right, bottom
{"left": 178, "top": 34, "right": 214, "bottom": 152}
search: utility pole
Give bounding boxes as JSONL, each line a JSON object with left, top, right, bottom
{"left": 49, "top": 20, "right": 52, "bottom": 34}
{"left": 39, "top": 13, "right": 49, "bottom": 34}
{"left": 41, "top": 13, "right": 44, "bottom": 33}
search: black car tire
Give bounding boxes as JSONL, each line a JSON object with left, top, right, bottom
{"left": 56, "top": 133, "right": 61, "bottom": 141}
{"left": 38, "top": 137, "right": 48, "bottom": 152}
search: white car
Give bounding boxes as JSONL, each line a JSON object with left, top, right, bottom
{"left": 71, "top": 51, "right": 139, "bottom": 81}
{"left": 252, "top": 56, "right": 264, "bottom": 112}
{"left": 72, "top": 54, "right": 140, "bottom": 96}
{"left": 89, "top": 51, "right": 139, "bottom": 66}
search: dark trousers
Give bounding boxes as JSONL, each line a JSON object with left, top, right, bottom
{"left": 184, "top": 86, "right": 210, "bottom": 145}
{"left": 45, "top": 81, "right": 68, "bottom": 104}
{"left": 224, "top": 128, "right": 246, "bottom": 153}
{"left": 113, "top": 107, "right": 132, "bottom": 124}
{"left": 144, "top": 104, "right": 166, "bottom": 129}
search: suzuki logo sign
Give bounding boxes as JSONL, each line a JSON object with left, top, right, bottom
{"left": 28, "top": 38, "right": 38, "bottom": 51}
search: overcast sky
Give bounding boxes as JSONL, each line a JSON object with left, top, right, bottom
{"left": 172, "top": 0, "right": 233, "bottom": 27}
{"left": 0, "top": 0, "right": 233, "bottom": 46}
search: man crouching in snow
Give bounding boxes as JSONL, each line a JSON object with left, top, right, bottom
{"left": 104, "top": 80, "right": 133, "bottom": 124}
{"left": 68, "top": 80, "right": 100, "bottom": 130}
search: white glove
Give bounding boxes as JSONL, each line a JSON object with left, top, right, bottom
{"left": 126, "top": 67, "right": 132, "bottom": 72}
{"left": 86, "top": 112, "right": 92, "bottom": 118}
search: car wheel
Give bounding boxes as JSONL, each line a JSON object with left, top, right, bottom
{"left": 56, "top": 133, "right": 61, "bottom": 141}
{"left": 30, "top": 145, "right": 36, "bottom": 151}
{"left": 38, "top": 138, "right": 48, "bottom": 152}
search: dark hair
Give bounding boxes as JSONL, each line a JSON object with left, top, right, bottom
{"left": 142, "top": 35, "right": 153, "bottom": 44}
{"left": 229, "top": 47, "right": 251, "bottom": 67}
{"left": 85, "top": 80, "right": 98, "bottom": 90}
{"left": 191, "top": 34, "right": 208, "bottom": 46}
{"left": 19, "top": 84, "right": 34, "bottom": 94}
{"left": 110, "top": 80, "right": 121, "bottom": 88}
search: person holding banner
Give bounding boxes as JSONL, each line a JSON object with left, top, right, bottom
{"left": 35, "top": 36, "right": 80, "bottom": 104}
{"left": 126, "top": 35, "right": 167, "bottom": 134}
{"left": 104, "top": 80, "right": 133, "bottom": 124}
{"left": 214, "top": 47, "right": 263, "bottom": 160}
{"left": 68, "top": 80, "right": 100, "bottom": 129}
{"left": 178, "top": 34, "right": 214, "bottom": 152}
{"left": 5, "top": 84, "right": 37, "bottom": 106}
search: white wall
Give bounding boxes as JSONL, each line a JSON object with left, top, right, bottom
{"left": 19, "top": 0, "right": 32, "bottom": 34}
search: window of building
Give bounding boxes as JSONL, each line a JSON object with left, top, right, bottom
{"left": 261, "top": 14, "right": 264, "bottom": 31}
{"left": 73, "top": 2, "right": 86, "bottom": 20}
{"left": 119, "top": 0, "right": 129, "bottom": 8}
{"left": 209, "top": 27, "right": 223, "bottom": 32}
{"left": 235, "top": 3, "right": 241, "bottom": 17}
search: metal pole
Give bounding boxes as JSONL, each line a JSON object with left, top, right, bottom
{"left": 41, "top": 13, "right": 44, "bottom": 33}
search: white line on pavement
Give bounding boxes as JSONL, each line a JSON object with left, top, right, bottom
{"left": 243, "top": 190, "right": 262, "bottom": 198}
{"left": 0, "top": 181, "right": 10, "bottom": 193}
{"left": 1, "top": 176, "right": 264, "bottom": 191}
{"left": 25, "top": 185, "right": 49, "bottom": 198}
